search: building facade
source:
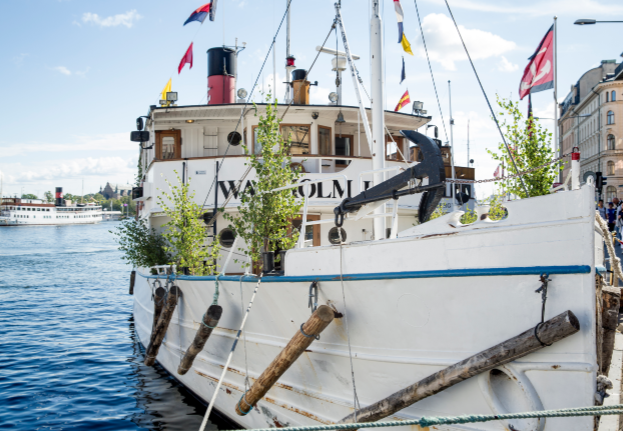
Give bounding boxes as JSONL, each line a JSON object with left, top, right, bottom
{"left": 100, "top": 182, "right": 132, "bottom": 200}
{"left": 560, "top": 59, "right": 623, "bottom": 202}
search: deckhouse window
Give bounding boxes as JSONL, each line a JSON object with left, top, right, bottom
{"left": 385, "top": 135, "right": 406, "bottom": 161}
{"left": 281, "top": 124, "right": 310, "bottom": 155}
{"left": 155, "top": 130, "right": 181, "bottom": 160}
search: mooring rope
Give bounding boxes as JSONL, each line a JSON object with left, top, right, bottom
{"left": 197, "top": 273, "right": 264, "bottom": 431}
{"left": 221, "top": 404, "right": 623, "bottom": 431}
{"left": 596, "top": 211, "right": 623, "bottom": 282}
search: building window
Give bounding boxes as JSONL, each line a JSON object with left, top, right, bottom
{"left": 607, "top": 186, "right": 617, "bottom": 202}
{"left": 281, "top": 124, "right": 311, "bottom": 155}
{"left": 608, "top": 160, "right": 615, "bottom": 175}
{"left": 335, "top": 134, "right": 354, "bottom": 167}
{"left": 318, "top": 126, "right": 332, "bottom": 155}
{"left": 606, "top": 92, "right": 610, "bottom": 102}
{"left": 608, "top": 111, "right": 615, "bottom": 125}
{"left": 155, "top": 130, "right": 181, "bottom": 159}
{"left": 608, "top": 134, "right": 616, "bottom": 150}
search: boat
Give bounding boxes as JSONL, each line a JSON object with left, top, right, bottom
{"left": 0, "top": 188, "right": 103, "bottom": 226}
{"left": 129, "top": 2, "right": 617, "bottom": 431}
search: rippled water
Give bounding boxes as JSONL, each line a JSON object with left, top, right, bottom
{"left": 0, "top": 222, "right": 235, "bottom": 430}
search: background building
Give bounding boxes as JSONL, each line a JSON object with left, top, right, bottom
{"left": 100, "top": 182, "right": 132, "bottom": 200}
{"left": 560, "top": 59, "right": 623, "bottom": 202}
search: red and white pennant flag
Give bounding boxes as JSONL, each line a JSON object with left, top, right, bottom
{"left": 519, "top": 25, "right": 554, "bottom": 100}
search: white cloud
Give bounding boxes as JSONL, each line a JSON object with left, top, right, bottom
{"left": 422, "top": 0, "right": 623, "bottom": 16}
{"left": 415, "top": 13, "right": 516, "bottom": 71}
{"left": 3, "top": 133, "right": 133, "bottom": 157}
{"left": 82, "top": 10, "right": 142, "bottom": 28}
{"left": 11, "top": 53, "right": 28, "bottom": 66}
{"left": 14, "top": 156, "right": 137, "bottom": 183}
{"left": 53, "top": 66, "right": 72, "bottom": 76}
{"left": 498, "top": 56, "right": 519, "bottom": 72}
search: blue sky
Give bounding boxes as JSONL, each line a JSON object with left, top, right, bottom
{"left": 2, "top": 0, "right": 623, "bottom": 199}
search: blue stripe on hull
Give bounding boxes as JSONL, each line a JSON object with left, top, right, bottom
{"left": 139, "top": 265, "right": 592, "bottom": 283}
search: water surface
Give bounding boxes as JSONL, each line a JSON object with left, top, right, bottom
{"left": 0, "top": 222, "right": 234, "bottom": 430}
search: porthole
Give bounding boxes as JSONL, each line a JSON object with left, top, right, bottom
{"left": 219, "top": 228, "right": 236, "bottom": 248}
{"left": 227, "top": 131, "right": 242, "bottom": 146}
{"left": 328, "top": 227, "right": 347, "bottom": 244}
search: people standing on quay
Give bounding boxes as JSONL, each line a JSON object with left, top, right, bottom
{"left": 607, "top": 202, "right": 616, "bottom": 232}
{"left": 598, "top": 200, "right": 606, "bottom": 220}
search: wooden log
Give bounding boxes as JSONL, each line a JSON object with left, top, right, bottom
{"left": 235, "top": 305, "right": 335, "bottom": 415}
{"left": 177, "top": 304, "right": 223, "bottom": 375}
{"left": 129, "top": 270, "right": 136, "bottom": 295}
{"left": 601, "top": 286, "right": 621, "bottom": 375}
{"left": 144, "top": 286, "right": 181, "bottom": 366}
{"left": 339, "top": 310, "right": 580, "bottom": 425}
{"left": 153, "top": 286, "right": 166, "bottom": 330}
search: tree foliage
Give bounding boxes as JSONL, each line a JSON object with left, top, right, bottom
{"left": 111, "top": 218, "right": 170, "bottom": 268}
{"left": 21, "top": 193, "right": 38, "bottom": 199}
{"left": 224, "top": 98, "right": 303, "bottom": 267}
{"left": 44, "top": 191, "right": 54, "bottom": 203}
{"left": 487, "top": 96, "right": 560, "bottom": 198}
{"left": 158, "top": 171, "right": 221, "bottom": 275}
{"left": 429, "top": 194, "right": 508, "bottom": 223}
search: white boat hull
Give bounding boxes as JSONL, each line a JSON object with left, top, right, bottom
{"left": 133, "top": 186, "right": 601, "bottom": 431}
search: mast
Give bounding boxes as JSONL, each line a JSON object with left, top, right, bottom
{"left": 448, "top": 80, "right": 456, "bottom": 210}
{"left": 467, "top": 119, "right": 470, "bottom": 166}
{"left": 285, "top": 0, "right": 292, "bottom": 102}
{"left": 371, "top": 0, "right": 386, "bottom": 239}
{"left": 553, "top": 16, "right": 560, "bottom": 183}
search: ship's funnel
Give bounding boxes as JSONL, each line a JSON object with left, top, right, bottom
{"left": 207, "top": 47, "right": 237, "bottom": 105}
{"left": 55, "top": 187, "right": 64, "bottom": 207}
{"left": 291, "top": 69, "right": 310, "bottom": 105}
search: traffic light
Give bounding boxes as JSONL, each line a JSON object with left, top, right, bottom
{"left": 596, "top": 171, "right": 603, "bottom": 190}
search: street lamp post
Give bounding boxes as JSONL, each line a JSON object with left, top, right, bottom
{"left": 574, "top": 19, "right": 623, "bottom": 25}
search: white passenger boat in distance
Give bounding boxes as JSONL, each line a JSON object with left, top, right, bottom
{"left": 0, "top": 187, "right": 103, "bottom": 226}
{"left": 129, "top": 2, "right": 621, "bottom": 431}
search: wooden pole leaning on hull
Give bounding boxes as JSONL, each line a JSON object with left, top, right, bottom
{"left": 338, "top": 310, "right": 581, "bottom": 426}
{"left": 178, "top": 304, "right": 223, "bottom": 375}
{"left": 129, "top": 270, "right": 136, "bottom": 295}
{"left": 145, "top": 285, "right": 181, "bottom": 366}
{"left": 235, "top": 305, "right": 335, "bottom": 416}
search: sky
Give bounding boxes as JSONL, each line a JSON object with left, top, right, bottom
{"left": 2, "top": 0, "right": 623, "bottom": 199}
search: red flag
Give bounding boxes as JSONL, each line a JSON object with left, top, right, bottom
{"left": 178, "top": 43, "right": 193, "bottom": 74}
{"left": 519, "top": 25, "right": 554, "bottom": 100}
{"left": 394, "top": 89, "right": 410, "bottom": 112}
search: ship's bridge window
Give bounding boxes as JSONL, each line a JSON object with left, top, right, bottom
{"left": 281, "top": 124, "right": 311, "bottom": 156}
{"left": 156, "top": 129, "right": 181, "bottom": 160}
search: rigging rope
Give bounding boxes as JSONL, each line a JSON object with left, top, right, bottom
{"left": 221, "top": 404, "right": 623, "bottom": 431}
{"left": 197, "top": 273, "right": 264, "bottom": 431}
{"left": 441, "top": 0, "right": 530, "bottom": 198}
{"left": 338, "top": 230, "right": 361, "bottom": 420}
{"left": 412, "top": 0, "right": 449, "bottom": 144}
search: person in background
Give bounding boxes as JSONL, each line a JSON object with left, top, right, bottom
{"left": 598, "top": 200, "right": 606, "bottom": 220}
{"left": 607, "top": 202, "right": 616, "bottom": 232}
